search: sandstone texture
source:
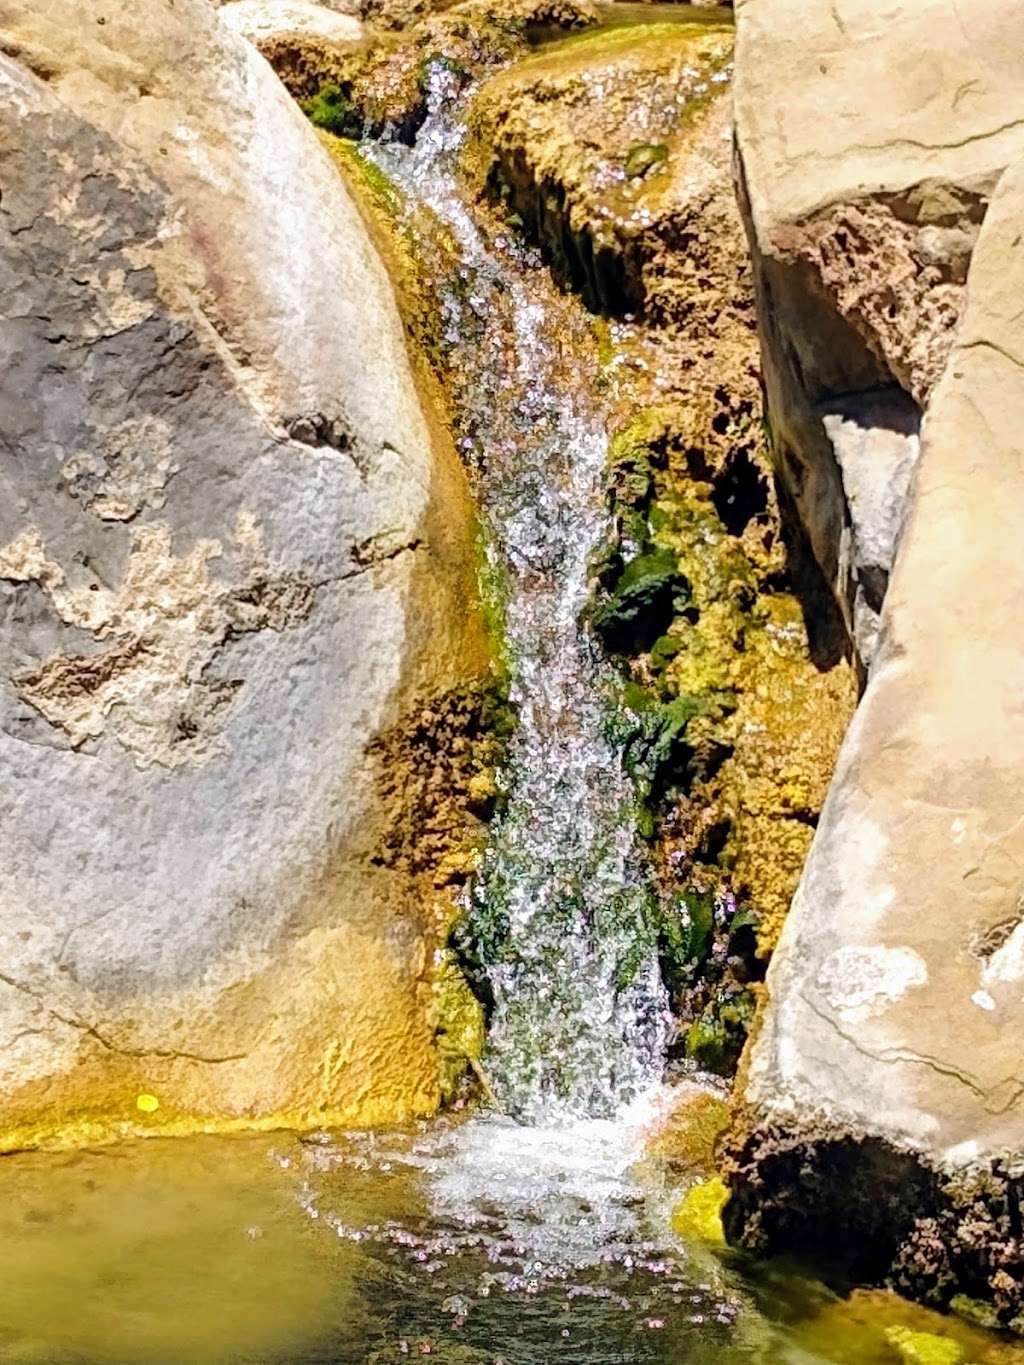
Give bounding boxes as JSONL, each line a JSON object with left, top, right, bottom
{"left": 220, "top": 0, "right": 363, "bottom": 44}
{"left": 729, "top": 0, "right": 1024, "bottom": 1327}
{"left": 0, "top": 0, "right": 489, "bottom": 1146}
{"left": 732, "top": 0, "right": 1024, "bottom": 677}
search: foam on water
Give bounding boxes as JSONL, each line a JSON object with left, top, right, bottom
{"left": 366, "top": 64, "right": 671, "bottom": 1125}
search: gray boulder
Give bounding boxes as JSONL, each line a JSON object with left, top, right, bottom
{"left": 0, "top": 0, "right": 485, "bottom": 1142}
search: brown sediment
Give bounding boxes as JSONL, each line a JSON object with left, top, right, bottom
{"left": 724, "top": 1118, "right": 1024, "bottom": 1333}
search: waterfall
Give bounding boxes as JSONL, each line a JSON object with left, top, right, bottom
{"left": 366, "top": 66, "right": 671, "bottom": 1123}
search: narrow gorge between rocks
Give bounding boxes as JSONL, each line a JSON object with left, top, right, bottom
{"left": 3, "top": 0, "right": 1024, "bottom": 1362}
{"left": 366, "top": 66, "right": 672, "bottom": 1122}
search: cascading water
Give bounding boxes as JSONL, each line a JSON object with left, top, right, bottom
{"left": 366, "top": 67, "right": 671, "bottom": 1123}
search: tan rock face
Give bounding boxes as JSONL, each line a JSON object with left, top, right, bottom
{"left": 0, "top": 0, "right": 488, "bottom": 1145}
{"left": 220, "top": 0, "right": 363, "bottom": 44}
{"left": 733, "top": 0, "right": 1024, "bottom": 673}
{"left": 729, "top": 0, "right": 1024, "bottom": 1327}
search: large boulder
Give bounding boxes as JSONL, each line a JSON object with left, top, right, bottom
{"left": 733, "top": 0, "right": 1024, "bottom": 673}
{"left": 728, "top": 0, "right": 1024, "bottom": 1326}
{"left": 0, "top": 0, "right": 487, "bottom": 1145}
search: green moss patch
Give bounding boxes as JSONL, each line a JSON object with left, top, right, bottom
{"left": 301, "top": 83, "right": 360, "bottom": 137}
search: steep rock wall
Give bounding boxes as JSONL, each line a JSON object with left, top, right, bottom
{"left": 729, "top": 0, "right": 1024, "bottom": 1324}
{"left": 733, "top": 0, "right": 1024, "bottom": 674}
{"left": 0, "top": 0, "right": 487, "bottom": 1146}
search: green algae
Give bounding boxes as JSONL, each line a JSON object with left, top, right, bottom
{"left": 624, "top": 141, "right": 669, "bottom": 179}
{"left": 672, "top": 1175, "right": 729, "bottom": 1246}
{"left": 327, "top": 135, "right": 406, "bottom": 222}
{"left": 593, "top": 546, "right": 688, "bottom": 654}
{"left": 793, "top": 1288, "right": 1017, "bottom": 1365}
{"left": 301, "top": 82, "right": 360, "bottom": 138}
{"left": 590, "top": 315, "right": 617, "bottom": 372}
{"left": 886, "top": 1327, "right": 966, "bottom": 1365}
{"left": 952, "top": 1296, "right": 1002, "bottom": 1332}
{"left": 431, "top": 948, "right": 487, "bottom": 1102}
{"left": 473, "top": 520, "right": 515, "bottom": 691}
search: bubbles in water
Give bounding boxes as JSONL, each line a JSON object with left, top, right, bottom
{"left": 365, "top": 63, "right": 671, "bottom": 1123}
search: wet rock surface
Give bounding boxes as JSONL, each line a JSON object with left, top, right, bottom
{"left": 465, "top": 18, "right": 735, "bottom": 318}
{"left": 458, "top": 19, "right": 855, "bottom": 1071}
{"left": 248, "top": 0, "right": 597, "bottom": 145}
{"left": 0, "top": 0, "right": 488, "bottom": 1143}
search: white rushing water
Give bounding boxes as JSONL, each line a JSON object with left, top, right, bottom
{"left": 366, "top": 67, "right": 671, "bottom": 1125}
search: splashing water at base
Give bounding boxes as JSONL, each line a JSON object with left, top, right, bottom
{"left": 366, "top": 66, "right": 670, "bottom": 1123}
{"left": 0, "top": 1126, "right": 945, "bottom": 1365}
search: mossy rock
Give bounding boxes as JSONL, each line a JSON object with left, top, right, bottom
{"left": 614, "top": 686, "right": 735, "bottom": 830}
{"left": 624, "top": 141, "right": 668, "bottom": 179}
{"left": 325, "top": 135, "right": 405, "bottom": 222}
{"left": 655, "top": 889, "right": 716, "bottom": 993}
{"left": 685, "top": 985, "right": 756, "bottom": 1074}
{"left": 464, "top": 21, "right": 734, "bottom": 316}
{"left": 950, "top": 1297, "right": 1001, "bottom": 1333}
{"left": 671, "top": 1175, "right": 728, "bottom": 1246}
{"left": 648, "top": 1088, "right": 731, "bottom": 1172}
{"left": 592, "top": 547, "right": 688, "bottom": 654}
{"left": 885, "top": 1327, "right": 965, "bottom": 1365}
{"left": 430, "top": 950, "right": 486, "bottom": 1102}
{"left": 301, "top": 83, "right": 360, "bottom": 137}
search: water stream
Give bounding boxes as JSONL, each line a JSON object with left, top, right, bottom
{"left": 367, "top": 66, "right": 670, "bottom": 1124}
{"left": 0, "top": 1126, "right": 890, "bottom": 1364}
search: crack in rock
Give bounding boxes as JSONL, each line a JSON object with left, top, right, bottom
{"left": 0, "top": 972, "right": 247, "bottom": 1065}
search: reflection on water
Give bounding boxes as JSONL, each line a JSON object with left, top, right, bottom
{"left": 0, "top": 1125, "right": 1005, "bottom": 1364}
